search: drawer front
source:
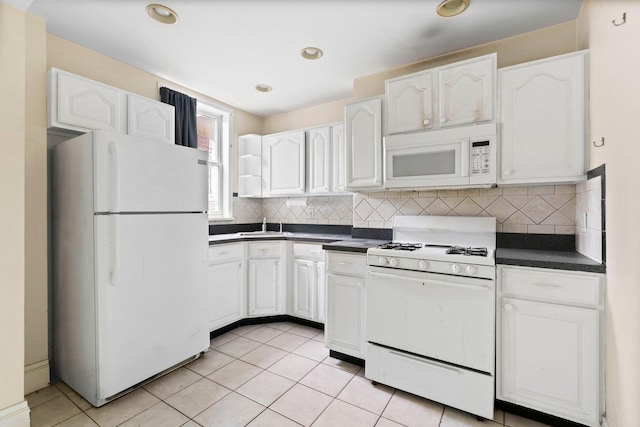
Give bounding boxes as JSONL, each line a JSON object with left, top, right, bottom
{"left": 499, "top": 266, "right": 603, "bottom": 307}
{"left": 327, "top": 251, "right": 367, "bottom": 277}
{"left": 209, "top": 243, "right": 244, "bottom": 264}
{"left": 248, "top": 241, "right": 282, "bottom": 258}
{"left": 365, "top": 343, "right": 494, "bottom": 419}
{"left": 293, "top": 243, "right": 324, "bottom": 261}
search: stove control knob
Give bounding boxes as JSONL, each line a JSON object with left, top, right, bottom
{"left": 378, "top": 257, "right": 387, "bottom": 266}
{"left": 466, "top": 265, "right": 477, "bottom": 275}
{"left": 450, "top": 264, "right": 461, "bottom": 274}
{"left": 389, "top": 258, "right": 399, "bottom": 267}
{"left": 418, "top": 260, "right": 429, "bottom": 270}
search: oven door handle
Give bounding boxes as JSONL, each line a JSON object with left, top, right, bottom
{"left": 368, "top": 270, "right": 491, "bottom": 290}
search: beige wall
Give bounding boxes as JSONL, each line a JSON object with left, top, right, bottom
{"left": 0, "top": 2, "right": 41, "bottom": 413}
{"left": 577, "top": 2, "right": 640, "bottom": 426}
{"left": 24, "top": 8, "right": 49, "bottom": 394}
{"left": 262, "top": 97, "right": 352, "bottom": 135}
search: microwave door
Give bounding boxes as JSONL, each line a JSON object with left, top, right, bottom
{"left": 385, "top": 140, "right": 469, "bottom": 188}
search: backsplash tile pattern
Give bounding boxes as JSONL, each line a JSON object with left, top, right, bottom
{"left": 228, "top": 197, "right": 264, "bottom": 224}
{"left": 353, "top": 185, "right": 576, "bottom": 234}
{"left": 263, "top": 196, "right": 353, "bottom": 225}
{"left": 575, "top": 174, "right": 604, "bottom": 262}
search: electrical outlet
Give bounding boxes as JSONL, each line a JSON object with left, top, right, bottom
{"left": 306, "top": 208, "right": 315, "bottom": 218}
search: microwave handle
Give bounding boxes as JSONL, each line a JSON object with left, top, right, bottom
{"left": 461, "top": 140, "right": 470, "bottom": 177}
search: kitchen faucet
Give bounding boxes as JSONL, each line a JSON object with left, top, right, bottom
{"left": 262, "top": 217, "right": 267, "bottom": 232}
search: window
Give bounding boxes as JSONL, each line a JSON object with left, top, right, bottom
{"left": 196, "top": 102, "right": 232, "bottom": 219}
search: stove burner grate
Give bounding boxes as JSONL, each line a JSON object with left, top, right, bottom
{"left": 378, "top": 242, "right": 423, "bottom": 251}
{"left": 446, "top": 246, "right": 488, "bottom": 257}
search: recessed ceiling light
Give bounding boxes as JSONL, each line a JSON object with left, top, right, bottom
{"left": 436, "top": 0, "right": 470, "bottom": 17}
{"left": 255, "top": 84, "right": 273, "bottom": 93}
{"left": 147, "top": 4, "right": 178, "bottom": 24}
{"left": 300, "top": 47, "right": 324, "bottom": 60}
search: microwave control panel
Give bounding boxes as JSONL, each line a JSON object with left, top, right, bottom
{"left": 471, "top": 141, "right": 491, "bottom": 175}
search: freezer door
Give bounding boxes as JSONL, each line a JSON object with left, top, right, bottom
{"left": 94, "top": 213, "right": 208, "bottom": 400}
{"left": 93, "top": 131, "right": 208, "bottom": 213}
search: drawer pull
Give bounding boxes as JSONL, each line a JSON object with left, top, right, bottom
{"left": 389, "top": 349, "right": 460, "bottom": 374}
{"left": 311, "top": 250, "right": 323, "bottom": 254}
{"left": 217, "top": 251, "right": 228, "bottom": 255}
{"left": 504, "top": 303, "right": 513, "bottom": 311}
{"left": 532, "top": 282, "right": 562, "bottom": 288}
{"left": 337, "top": 262, "right": 352, "bottom": 266}
{"left": 260, "top": 248, "right": 270, "bottom": 252}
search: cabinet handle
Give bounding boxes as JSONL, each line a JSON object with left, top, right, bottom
{"left": 532, "top": 282, "right": 562, "bottom": 288}
{"left": 337, "top": 262, "right": 352, "bottom": 266}
{"left": 423, "top": 118, "right": 430, "bottom": 126}
{"left": 439, "top": 117, "right": 447, "bottom": 123}
{"left": 260, "top": 248, "right": 269, "bottom": 252}
{"left": 504, "top": 303, "right": 513, "bottom": 311}
{"left": 218, "top": 251, "right": 228, "bottom": 255}
{"left": 503, "top": 169, "right": 512, "bottom": 176}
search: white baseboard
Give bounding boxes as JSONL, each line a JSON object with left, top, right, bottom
{"left": 0, "top": 400, "right": 30, "bottom": 427}
{"left": 24, "top": 359, "right": 50, "bottom": 395}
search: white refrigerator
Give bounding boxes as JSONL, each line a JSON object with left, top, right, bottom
{"left": 52, "top": 130, "right": 210, "bottom": 407}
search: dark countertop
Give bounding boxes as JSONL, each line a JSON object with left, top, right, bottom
{"left": 496, "top": 248, "right": 605, "bottom": 274}
{"left": 209, "top": 232, "right": 361, "bottom": 246}
{"left": 322, "top": 239, "right": 390, "bottom": 254}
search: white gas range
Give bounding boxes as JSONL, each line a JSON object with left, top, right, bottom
{"left": 365, "top": 215, "right": 497, "bottom": 419}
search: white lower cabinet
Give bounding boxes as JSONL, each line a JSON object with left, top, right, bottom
{"left": 207, "top": 244, "right": 245, "bottom": 331}
{"left": 497, "top": 265, "right": 604, "bottom": 426}
{"left": 290, "top": 243, "right": 326, "bottom": 322}
{"left": 326, "top": 251, "right": 367, "bottom": 359}
{"left": 247, "top": 242, "right": 286, "bottom": 316}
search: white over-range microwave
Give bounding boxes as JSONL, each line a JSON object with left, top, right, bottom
{"left": 384, "top": 123, "right": 497, "bottom": 190}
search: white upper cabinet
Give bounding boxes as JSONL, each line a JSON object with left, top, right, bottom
{"left": 499, "top": 51, "right": 588, "bottom": 184}
{"left": 50, "top": 68, "right": 123, "bottom": 133}
{"left": 48, "top": 68, "right": 175, "bottom": 144}
{"left": 386, "top": 71, "right": 434, "bottom": 134}
{"left": 264, "top": 130, "right": 306, "bottom": 195}
{"left": 345, "top": 96, "right": 383, "bottom": 190}
{"left": 438, "top": 53, "right": 496, "bottom": 128}
{"left": 331, "top": 123, "right": 346, "bottom": 192}
{"left": 308, "top": 126, "right": 332, "bottom": 194}
{"left": 127, "top": 94, "right": 175, "bottom": 144}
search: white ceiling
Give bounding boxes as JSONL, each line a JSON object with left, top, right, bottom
{"left": 26, "top": 0, "right": 584, "bottom": 117}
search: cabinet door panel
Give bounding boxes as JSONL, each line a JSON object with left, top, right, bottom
{"left": 316, "top": 261, "right": 326, "bottom": 323}
{"left": 57, "top": 71, "right": 122, "bottom": 132}
{"left": 345, "top": 97, "right": 383, "bottom": 190}
{"left": 208, "top": 261, "right": 244, "bottom": 331}
{"left": 326, "top": 274, "right": 365, "bottom": 358}
{"left": 248, "top": 259, "right": 282, "bottom": 316}
{"left": 293, "top": 259, "right": 315, "bottom": 319}
{"left": 264, "top": 131, "right": 306, "bottom": 195}
{"left": 499, "top": 52, "right": 586, "bottom": 183}
{"left": 386, "top": 71, "right": 434, "bottom": 134}
{"left": 499, "top": 297, "right": 598, "bottom": 425}
{"left": 308, "top": 127, "right": 331, "bottom": 193}
{"left": 438, "top": 54, "right": 495, "bottom": 128}
{"left": 127, "top": 94, "right": 175, "bottom": 144}
{"left": 331, "top": 124, "right": 346, "bottom": 192}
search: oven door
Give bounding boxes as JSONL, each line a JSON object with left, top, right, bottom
{"left": 366, "top": 266, "right": 495, "bottom": 374}
{"left": 384, "top": 135, "right": 469, "bottom": 189}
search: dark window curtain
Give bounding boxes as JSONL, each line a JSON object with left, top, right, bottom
{"left": 159, "top": 87, "right": 198, "bottom": 148}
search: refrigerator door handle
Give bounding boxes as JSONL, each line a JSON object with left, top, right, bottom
{"left": 109, "top": 141, "right": 120, "bottom": 213}
{"left": 110, "top": 215, "right": 119, "bottom": 286}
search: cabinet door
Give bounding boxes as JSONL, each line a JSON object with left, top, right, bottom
{"left": 331, "top": 124, "right": 346, "bottom": 192}
{"left": 54, "top": 70, "right": 123, "bottom": 132}
{"left": 308, "top": 126, "right": 332, "bottom": 193}
{"left": 498, "top": 297, "right": 599, "bottom": 426}
{"left": 438, "top": 54, "right": 495, "bottom": 128}
{"left": 127, "top": 94, "right": 175, "bottom": 144}
{"left": 292, "top": 259, "right": 315, "bottom": 320}
{"left": 345, "top": 97, "right": 383, "bottom": 190}
{"left": 386, "top": 71, "right": 434, "bottom": 134}
{"left": 248, "top": 258, "right": 283, "bottom": 316}
{"left": 499, "top": 51, "right": 587, "bottom": 184}
{"left": 316, "top": 261, "right": 326, "bottom": 323}
{"left": 207, "top": 261, "right": 244, "bottom": 331}
{"left": 326, "top": 274, "right": 366, "bottom": 358}
{"left": 264, "top": 131, "right": 306, "bottom": 195}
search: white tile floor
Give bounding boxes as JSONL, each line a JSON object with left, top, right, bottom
{"left": 27, "top": 322, "right": 551, "bottom": 427}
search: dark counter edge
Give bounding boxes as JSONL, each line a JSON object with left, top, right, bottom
{"left": 497, "top": 256, "right": 606, "bottom": 274}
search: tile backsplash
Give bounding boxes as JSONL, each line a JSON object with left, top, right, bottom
{"left": 353, "top": 185, "right": 576, "bottom": 234}
{"left": 575, "top": 172, "right": 604, "bottom": 262}
{"left": 220, "top": 185, "right": 577, "bottom": 235}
